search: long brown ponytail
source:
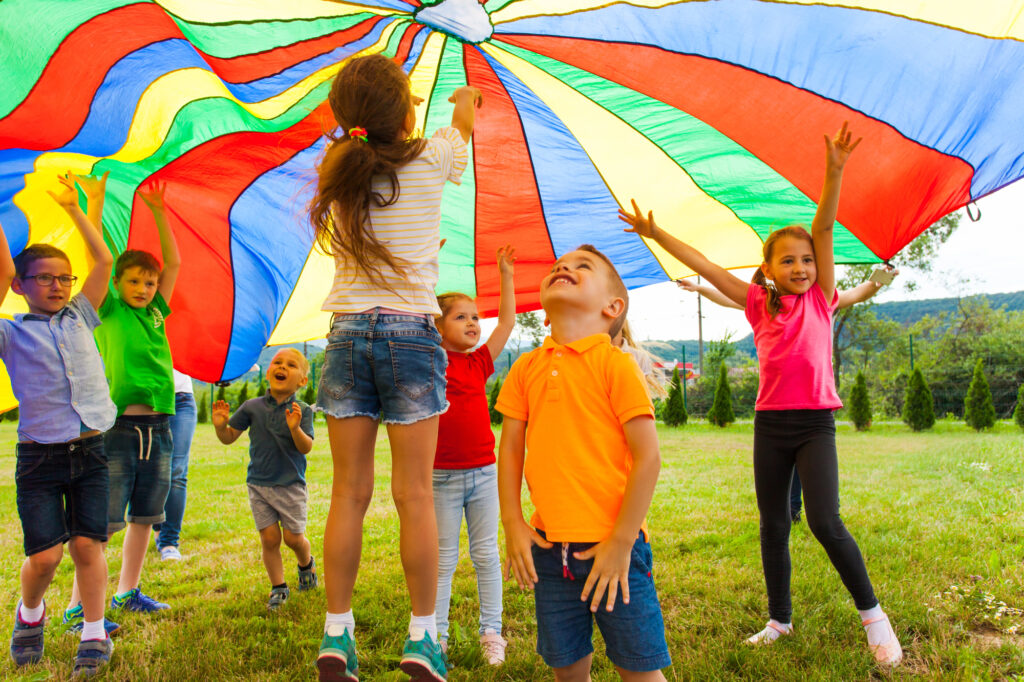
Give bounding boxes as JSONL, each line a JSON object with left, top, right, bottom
{"left": 309, "top": 55, "right": 427, "bottom": 289}
{"left": 752, "top": 225, "right": 813, "bottom": 317}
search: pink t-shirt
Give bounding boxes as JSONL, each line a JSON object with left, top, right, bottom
{"left": 745, "top": 284, "right": 842, "bottom": 411}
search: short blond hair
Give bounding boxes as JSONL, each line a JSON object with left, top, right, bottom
{"left": 273, "top": 347, "right": 309, "bottom": 376}
{"left": 577, "top": 244, "right": 629, "bottom": 338}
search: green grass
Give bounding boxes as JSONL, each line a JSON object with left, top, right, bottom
{"left": 1, "top": 420, "right": 1023, "bottom": 680}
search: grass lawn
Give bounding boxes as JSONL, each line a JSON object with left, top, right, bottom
{"left": 1, "top": 419, "right": 1023, "bottom": 681}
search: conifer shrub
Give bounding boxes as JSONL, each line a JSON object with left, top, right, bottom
{"left": 237, "top": 381, "right": 249, "bottom": 405}
{"left": 707, "top": 363, "right": 735, "bottom": 427}
{"left": 902, "top": 368, "right": 935, "bottom": 431}
{"left": 964, "top": 358, "right": 996, "bottom": 431}
{"left": 1014, "top": 384, "right": 1024, "bottom": 430}
{"left": 663, "top": 367, "right": 688, "bottom": 427}
{"left": 848, "top": 371, "right": 872, "bottom": 431}
{"left": 488, "top": 378, "right": 503, "bottom": 425}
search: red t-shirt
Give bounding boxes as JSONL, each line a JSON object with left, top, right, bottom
{"left": 435, "top": 346, "right": 496, "bottom": 469}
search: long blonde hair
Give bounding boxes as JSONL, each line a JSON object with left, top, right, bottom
{"left": 309, "top": 55, "right": 427, "bottom": 289}
{"left": 617, "top": 321, "right": 668, "bottom": 399}
{"left": 750, "top": 225, "right": 813, "bottom": 317}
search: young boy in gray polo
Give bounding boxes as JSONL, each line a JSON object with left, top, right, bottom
{"left": 212, "top": 348, "right": 317, "bottom": 610}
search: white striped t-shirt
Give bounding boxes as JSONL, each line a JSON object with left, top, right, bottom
{"left": 322, "top": 126, "right": 468, "bottom": 316}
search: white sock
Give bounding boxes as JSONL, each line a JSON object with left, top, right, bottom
{"left": 81, "top": 618, "right": 106, "bottom": 641}
{"left": 858, "top": 605, "right": 890, "bottom": 646}
{"left": 324, "top": 610, "right": 355, "bottom": 637}
{"left": 409, "top": 613, "right": 437, "bottom": 643}
{"left": 19, "top": 601, "right": 44, "bottom": 623}
{"left": 747, "top": 619, "right": 792, "bottom": 644}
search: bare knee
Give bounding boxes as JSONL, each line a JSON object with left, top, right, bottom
{"left": 616, "top": 668, "right": 667, "bottom": 682}
{"left": 391, "top": 481, "right": 432, "bottom": 513}
{"left": 27, "top": 545, "right": 64, "bottom": 575}
{"left": 281, "top": 529, "right": 307, "bottom": 551}
{"left": 554, "top": 654, "right": 593, "bottom": 682}
{"left": 259, "top": 525, "right": 282, "bottom": 551}
{"left": 68, "top": 537, "right": 104, "bottom": 563}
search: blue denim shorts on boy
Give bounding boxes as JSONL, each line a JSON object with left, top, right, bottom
{"left": 105, "top": 414, "right": 172, "bottom": 534}
{"left": 15, "top": 434, "right": 109, "bottom": 556}
{"left": 316, "top": 309, "right": 448, "bottom": 424}
{"left": 531, "top": 530, "right": 671, "bottom": 672}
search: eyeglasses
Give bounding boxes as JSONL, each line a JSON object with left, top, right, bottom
{"left": 21, "top": 274, "right": 78, "bottom": 287}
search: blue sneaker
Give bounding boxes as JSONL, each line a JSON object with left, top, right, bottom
{"left": 10, "top": 600, "right": 44, "bottom": 667}
{"left": 399, "top": 630, "right": 447, "bottom": 681}
{"left": 62, "top": 604, "right": 121, "bottom": 637}
{"left": 110, "top": 588, "right": 169, "bottom": 613}
{"left": 316, "top": 624, "right": 358, "bottom": 682}
{"left": 72, "top": 637, "right": 113, "bottom": 678}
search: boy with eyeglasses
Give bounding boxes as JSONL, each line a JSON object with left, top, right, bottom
{"left": 0, "top": 173, "right": 118, "bottom": 678}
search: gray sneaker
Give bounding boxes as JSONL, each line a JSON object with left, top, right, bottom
{"left": 297, "top": 558, "right": 318, "bottom": 592}
{"left": 267, "top": 586, "right": 290, "bottom": 611}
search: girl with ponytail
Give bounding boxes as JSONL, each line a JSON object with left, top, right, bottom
{"left": 311, "top": 53, "right": 482, "bottom": 682}
{"left": 619, "top": 124, "right": 903, "bottom": 667}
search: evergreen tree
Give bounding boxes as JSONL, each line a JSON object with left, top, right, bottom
{"left": 1014, "top": 383, "right": 1024, "bottom": 430}
{"left": 964, "top": 358, "right": 996, "bottom": 431}
{"left": 488, "top": 378, "right": 503, "bottom": 425}
{"left": 216, "top": 384, "right": 227, "bottom": 406}
{"left": 848, "top": 371, "right": 872, "bottom": 431}
{"left": 257, "top": 377, "right": 267, "bottom": 396}
{"left": 301, "top": 382, "right": 316, "bottom": 405}
{"left": 236, "top": 381, "right": 249, "bottom": 406}
{"left": 663, "top": 367, "right": 687, "bottom": 427}
{"left": 902, "top": 368, "right": 935, "bottom": 431}
{"left": 707, "top": 363, "right": 734, "bottom": 427}
{"left": 196, "top": 396, "right": 209, "bottom": 424}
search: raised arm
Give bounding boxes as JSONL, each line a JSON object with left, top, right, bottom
{"left": 73, "top": 173, "right": 115, "bottom": 310}
{"left": 211, "top": 400, "right": 242, "bottom": 445}
{"left": 0, "top": 220, "right": 14, "bottom": 308}
{"left": 484, "top": 245, "right": 516, "bottom": 360}
{"left": 285, "top": 402, "right": 313, "bottom": 455}
{"left": 448, "top": 86, "right": 482, "bottom": 142}
{"left": 48, "top": 175, "right": 113, "bottom": 311}
{"left": 78, "top": 171, "right": 109, "bottom": 243}
{"left": 620, "top": 199, "right": 749, "bottom": 306}
{"left": 813, "top": 123, "right": 861, "bottom": 303}
{"left": 138, "top": 183, "right": 181, "bottom": 303}
{"left": 677, "top": 277, "right": 743, "bottom": 311}
{"left": 837, "top": 268, "right": 898, "bottom": 309}
{"left": 498, "top": 416, "right": 552, "bottom": 590}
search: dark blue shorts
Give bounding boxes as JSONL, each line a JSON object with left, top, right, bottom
{"left": 532, "top": 531, "right": 671, "bottom": 672}
{"left": 105, "top": 415, "right": 172, "bottom": 534}
{"left": 316, "top": 310, "right": 448, "bottom": 424}
{"left": 15, "top": 435, "right": 109, "bottom": 556}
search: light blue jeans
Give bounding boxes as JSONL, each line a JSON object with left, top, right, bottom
{"left": 156, "top": 392, "right": 197, "bottom": 549}
{"left": 432, "top": 463, "right": 502, "bottom": 641}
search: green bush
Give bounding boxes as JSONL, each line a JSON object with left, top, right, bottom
{"left": 848, "top": 371, "right": 872, "bottom": 431}
{"left": 1014, "top": 384, "right": 1024, "bottom": 430}
{"left": 663, "top": 367, "right": 687, "bottom": 427}
{"left": 236, "top": 381, "right": 249, "bottom": 406}
{"left": 216, "top": 384, "right": 227, "bottom": 405}
{"left": 964, "top": 358, "right": 996, "bottom": 431}
{"left": 707, "top": 364, "right": 734, "bottom": 427}
{"left": 196, "top": 397, "right": 209, "bottom": 424}
{"left": 903, "top": 368, "right": 935, "bottom": 431}
{"left": 301, "top": 382, "right": 316, "bottom": 405}
{"left": 4, "top": 406, "right": 18, "bottom": 422}
{"left": 488, "top": 378, "right": 503, "bottom": 426}
{"left": 257, "top": 378, "right": 267, "bottom": 397}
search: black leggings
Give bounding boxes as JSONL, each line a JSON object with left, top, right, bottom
{"left": 753, "top": 410, "right": 878, "bottom": 622}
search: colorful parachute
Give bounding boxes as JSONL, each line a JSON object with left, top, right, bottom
{"left": 2, "top": 1, "right": 1023, "bottom": 394}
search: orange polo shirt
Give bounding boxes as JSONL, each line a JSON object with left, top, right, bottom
{"left": 496, "top": 333, "right": 654, "bottom": 542}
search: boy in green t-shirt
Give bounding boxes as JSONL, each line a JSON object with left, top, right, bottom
{"left": 88, "top": 182, "right": 181, "bottom": 613}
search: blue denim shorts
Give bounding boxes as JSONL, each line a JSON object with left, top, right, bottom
{"left": 316, "top": 310, "right": 448, "bottom": 424}
{"left": 104, "top": 415, "right": 172, "bottom": 534}
{"left": 532, "top": 530, "right": 671, "bottom": 672}
{"left": 15, "top": 435, "right": 109, "bottom": 556}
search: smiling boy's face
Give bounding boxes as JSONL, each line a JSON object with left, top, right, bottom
{"left": 267, "top": 349, "right": 308, "bottom": 395}
{"left": 540, "top": 249, "right": 626, "bottom": 333}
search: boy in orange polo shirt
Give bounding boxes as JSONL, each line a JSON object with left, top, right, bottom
{"left": 496, "top": 245, "right": 670, "bottom": 681}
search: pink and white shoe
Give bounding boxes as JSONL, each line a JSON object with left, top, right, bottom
{"left": 479, "top": 629, "right": 506, "bottom": 665}
{"left": 862, "top": 614, "right": 903, "bottom": 665}
{"left": 745, "top": 620, "right": 792, "bottom": 645}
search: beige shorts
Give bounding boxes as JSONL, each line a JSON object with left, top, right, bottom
{"left": 247, "top": 482, "right": 307, "bottom": 534}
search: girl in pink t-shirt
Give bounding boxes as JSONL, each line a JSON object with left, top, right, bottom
{"left": 619, "top": 124, "right": 902, "bottom": 666}
{"left": 432, "top": 246, "right": 516, "bottom": 665}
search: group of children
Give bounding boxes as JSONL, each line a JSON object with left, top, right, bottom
{"left": 1, "top": 51, "right": 904, "bottom": 681}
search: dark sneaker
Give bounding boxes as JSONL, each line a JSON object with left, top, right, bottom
{"left": 400, "top": 630, "right": 447, "bottom": 681}
{"left": 110, "top": 588, "right": 169, "bottom": 613}
{"left": 62, "top": 604, "right": 121, "bottom": 638}
{"left": 10, "top": 600, "right": 44, "bottom": 666}
{"left": 317, "top": 624, "right": 358, "bottom": 682}
{"left": 267, "top": 586, "right": 290, "bottom": 611}
{"left": 298, "top": 558, "right": 318, "bottom": 591}
{"left": 72, "top": 637, "right": 113, "bottom": 678}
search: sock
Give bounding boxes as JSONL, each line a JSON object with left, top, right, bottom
{"left": 409, "top": 613, "right": 437, "bottom": 643}
{"left": 299, "top": 559, "right": 314, "bottom": 571}
{"left": 859, "top": 605, "right": 891, "bottom": 646}
{"left": 325, "top": 610, "right": 355, "bottom": 637}
{"left": 81, "top": 618, "right": 105, "bottom": 641}
{"left": 19, "top": 601, "right": 44, "bottom": 624}
{"left": 747, "top": 619, "right": 792, "bottom": 644}
{"left": 272, "top": 583, "right": 288, "bottom": 590}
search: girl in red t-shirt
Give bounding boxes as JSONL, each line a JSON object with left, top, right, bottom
{"left": 432, "top": 246, "right": 516, "bottom": 665}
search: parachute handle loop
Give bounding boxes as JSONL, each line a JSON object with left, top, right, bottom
{"left": 966, "top": 202, "right": 981, "bottom": 222}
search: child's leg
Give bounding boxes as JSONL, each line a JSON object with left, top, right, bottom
{"left": 432, "top": 469, "right": 467, "bottom": 643}
{"left": 281, "top": 529, "right": 311, "bottom": 568}
{"left": 464, "top": 465, "right": 502, "bottom": 636}
{"left": 386, "top": 416, "right": 440, "bottom": 618}
{"left": 117, "top": 523, "right": 153, "bottom": 593}
{"left": 554, "top": 654, "right": 593, "bottom": 682}
{"left": 21, "top": 545, "right": 63, "bottom": 610}
{"left": 68, "top": 537, "right": 106, "bottom": 626}
{"left": 323, "top": 415, "right": 378, "bottom": 614}
{"left": 259, "top": 524, "right": 285, "bottom": 585}
{"left": 615, "top": 669, "right": 666, "bottom": 682}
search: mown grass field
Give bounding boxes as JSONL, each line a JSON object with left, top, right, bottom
{"left": 1, "top": 420, "right": 1022, "bottom": 681}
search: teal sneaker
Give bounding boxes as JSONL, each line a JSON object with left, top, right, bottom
{"left": 111, "top": 588, "right": 169, "bottom": 613}
{"left": 399, "top": 630, "right": 447, "bottom": 681}
{"left": 62, "top": 604, "right": 121, "bottom": 638}
{"left": 316, "top": 624, "right": 358, "bottom": 682}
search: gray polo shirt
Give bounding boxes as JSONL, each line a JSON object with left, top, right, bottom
{"left": 229, "top": 393, "right": 314, "bottom": 487}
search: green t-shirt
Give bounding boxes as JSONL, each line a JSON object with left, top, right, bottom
{"left": 95, "top": 291, "right": 175, "bottom": 416}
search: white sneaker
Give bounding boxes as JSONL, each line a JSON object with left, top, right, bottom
{"left": 863, "top": 614, "right": 903, "bottom": 666}
{"left": 746, "top": 620, "right": 792, "bottom": 645}
{"left": 159, "top": 546, "right": 182, "bottom": 561}
{"left": 480, "top": 629, "right": 506, "bottom": 665}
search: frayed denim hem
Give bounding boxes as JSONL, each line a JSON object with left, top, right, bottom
{"left": 315, "top": 406, "right": 381, "bottom": 421}
{"left": 380, "top": 401, "right": 450, "bottom": 426}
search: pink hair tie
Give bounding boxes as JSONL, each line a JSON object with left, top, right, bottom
{"left": 347, "top": 126, "right": 368, "bottom": 143}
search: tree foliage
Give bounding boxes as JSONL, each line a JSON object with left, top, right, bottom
{"left": 236, "top": 381, "right": 249, "bottom": 406}
{"left": 196, "top": 396, "right": 209, "bottom": 424}
{"left": 1014, "top": 384, "right": 1024, "bottom": 430}
{"left": 663, "top": 367, "right": 687, "bottom": 427}
{"left": 488, "top": 378, "right": 503, "bottom": 425}
{"left": 903, "top": 368, "right": 935, "bottom": 431}
{"left": 301, "top": 382, "right": 316, "bottom": 405}
{"left": 707, "top": 363, "right": 734, "bottom": 427}
{"left": 514, "top": 312, "right": 546, "bottom": 354}
{"left": 216, "top": 384, "right": 227, "bottom": 404}
{"left": 964, "top": 358, "right": 996, "bottom": 431}
{"left": 848, "top": 371, "right": 872, "bottom": 431}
